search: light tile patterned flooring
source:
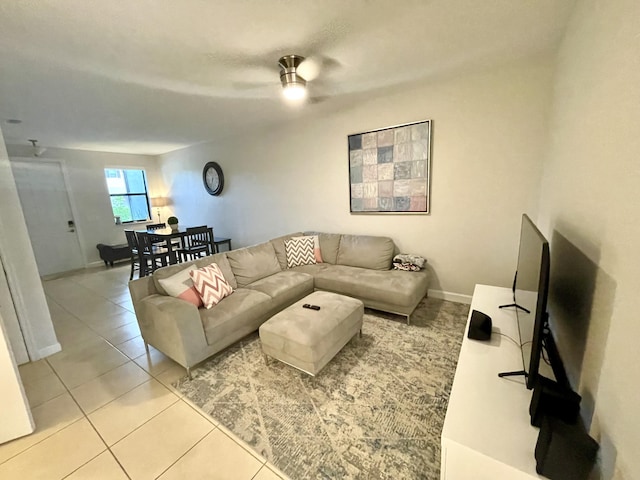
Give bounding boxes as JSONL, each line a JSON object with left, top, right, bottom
{"left": 1, "top": 264, "right": 287, "bottom": 480}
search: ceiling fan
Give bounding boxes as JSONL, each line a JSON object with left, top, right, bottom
{"left": 226, "top": 52, "right": 339, "bottom": 103}
{"left": 276, "top": 53, "right": 339, "bottom": 103}
{"left": 278, "top": 55, "right": 308, "bottom": 101}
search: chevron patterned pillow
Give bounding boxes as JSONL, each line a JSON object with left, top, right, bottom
{"left": 285, "top": 236, "right": 317, "bottom": 268}
{"left": 189, "top": 263, "right": 234, "bottom": 309}
{"left": 292, "top": 235, "right": 323, "bottom": 263}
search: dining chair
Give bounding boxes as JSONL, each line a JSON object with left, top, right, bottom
{"left": 178, "top": 226, "right": 214, "bottom": 262}
{"left": 147, "top": 222, "right": 182, "bottom": 249}
{"left": 147, "top": 223, "right": 166, "bottom": 230}
{"left": 124, "top": 230, "right": 143, "bottom": 280}
{"left": 136, "top": 231, "right": 171, "bottom": 276}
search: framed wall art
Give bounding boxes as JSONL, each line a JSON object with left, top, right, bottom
{"left": 348, "top": 119, "right": 431, "bottom": 214}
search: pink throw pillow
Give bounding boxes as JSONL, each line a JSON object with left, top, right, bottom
{"left": 157, "top": 268, "right": 203, "bottom": 308}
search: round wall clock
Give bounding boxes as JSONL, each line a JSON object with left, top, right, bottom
{"left": 202, "top": 161, "right": 224, "bottom": 196}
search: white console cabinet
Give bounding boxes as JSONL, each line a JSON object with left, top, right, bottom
{"left": 440, "top": 284, "right": 547, "bottom": 480}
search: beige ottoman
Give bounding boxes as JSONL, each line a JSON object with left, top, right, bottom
{"left": 259, "top": 291, "right": 364, "bottom": 375}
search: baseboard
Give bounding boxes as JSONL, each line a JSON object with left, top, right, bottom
{"left": 38, "top": 342, "right": 62, "bottom": 359}
{"left": 428, "top": 289, "right": 472, "bottom": 305}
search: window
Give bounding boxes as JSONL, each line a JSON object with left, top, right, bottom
{"left": 104, "top": 168, "right": 151, "bottom": 222}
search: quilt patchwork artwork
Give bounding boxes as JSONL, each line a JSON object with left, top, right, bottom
{"left": 348, "top": 119, "right": 431, "bottom": 213}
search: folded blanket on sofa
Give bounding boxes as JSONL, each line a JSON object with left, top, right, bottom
{"left": 392, "top": 254, "right": 427, "bottom": 271}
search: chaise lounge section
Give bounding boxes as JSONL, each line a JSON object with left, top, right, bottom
{"left": 129, "top": 231, "right": 429, "bottom": 377}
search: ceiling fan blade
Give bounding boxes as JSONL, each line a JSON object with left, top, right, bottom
{"left": 297, "top": 57, "right": 320, "bottom": 81}
{"left": 232, "top": 80, "right": 273, "bottom": 90}
{"left": 297, "top": 55, "right": 341, "bottom": 81}
{"left": 307, "top": 95, "right": 329, "bottom": 105}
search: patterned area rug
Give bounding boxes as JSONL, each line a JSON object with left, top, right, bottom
{"left": 175, "top": 297, "right": 468, "bottom": 479}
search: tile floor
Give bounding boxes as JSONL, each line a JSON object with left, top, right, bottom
{"left": 1, "top": 264, "right": 288, "bottom": 480}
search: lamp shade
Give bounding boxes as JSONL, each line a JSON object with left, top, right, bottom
{"left": 150, "top": 197, "right": 169, "bottom": 208}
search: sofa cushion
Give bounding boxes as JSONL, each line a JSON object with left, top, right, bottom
{"left": 226, "top": 242, "right": 282, "bottom": 288}
{"left": 314, "top": 264, "right": 429, "bottom": 308}
{"left": 288, "top": 263, "right": 330, "bottom": 276}
{"left": 199, "top": 289, "right": 272, "bottom": 346}
{"left": 269, "top": 232, "right": 304, "bottom": 270}
{"left": 285, "top": 237, "right": 316, "bottom": 268}
{"left": 305, "top": 232, "right": 341, "bottom": 264}
{"left": 245, "top": 271, "right": 313, "bottom": 310}
{"left": 337, "top": 234, "right": 395, "bottom": 271}
{"left": 156, "top": 266, "right": 203, "bottom": 308}
{"left": 190, "top": 263, "right": 234, "bottom": 309}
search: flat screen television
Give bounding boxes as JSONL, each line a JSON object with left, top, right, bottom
{"left": 501, "top": 214, "right": 551, "bottom": 390}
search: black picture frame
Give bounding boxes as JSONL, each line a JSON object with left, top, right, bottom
{"left": 348, "top": 119, "right": 431, "bottom": 214}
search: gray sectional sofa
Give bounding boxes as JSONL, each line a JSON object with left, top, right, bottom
{"left": 128, "top": 232, "right": 429, "bottom": 377}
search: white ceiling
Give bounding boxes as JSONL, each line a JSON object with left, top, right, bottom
{"left": 0, "top": 0, "right": 575, "bottom": 155}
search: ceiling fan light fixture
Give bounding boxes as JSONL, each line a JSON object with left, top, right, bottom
{"left": 279, "top": 55, "right": 307, "bottom": 101}
{"left": 28, "top": 138, "right": 46, "bottom": 157}
{"left": 282, "top": 82, "right": 307, "bottom": 101}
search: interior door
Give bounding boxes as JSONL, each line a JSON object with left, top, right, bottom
{"left": 11, "top": 160, "right": 84, "bottom": 276}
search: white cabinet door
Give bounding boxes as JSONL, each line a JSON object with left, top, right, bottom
{"left": 0, "top": 312, "right": 33, "bottom": 444}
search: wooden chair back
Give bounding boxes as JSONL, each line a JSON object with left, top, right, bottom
{"left": 182, "top": 226, "right": 214, "bottom": 258}
{"left": 147, "top": 223, "right": 166, "bottom": 231}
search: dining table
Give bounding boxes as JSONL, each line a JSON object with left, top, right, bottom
{"left": 135, "top": 226, "right": 232, "bottom": 265}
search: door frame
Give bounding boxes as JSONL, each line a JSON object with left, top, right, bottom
{"left": 11, "top": 157, "right": 88, "bottom": 274}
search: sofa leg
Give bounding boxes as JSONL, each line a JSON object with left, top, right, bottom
{"left": 263, "top": 353, "right": 270, "bottom": 366}
{"left": 406, "top": 315, "right": 411, "bottom": 326}
{"left": 358, "top": 328, "right": 362, "bottom": 338}
{"left": 186, "top": 366, "right": 192, "bottom": 380}
{"left": 144, "top": 340, "right": 150, "bottom": 355}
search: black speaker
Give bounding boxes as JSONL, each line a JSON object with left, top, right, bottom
{"left": 535, "top": 416, "right": 599, "bottom": 480}
{"left": 467, "top": 310, "right": 492, "bottom": 341}
{"left": 530, "top": 376, "right": 581, "bottom": 427}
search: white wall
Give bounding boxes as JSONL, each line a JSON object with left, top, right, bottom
{"left": 537, "top": 0, "right": 640, "bottom": 478}
{"left": 0, "top": 129, "right": 59, "bottom": 360}
{"left": 0, "top": 254, "right": 28, "bottom": 364}
{"left": 160, "top": 56, "right": 554, "bottom": 297}
{"left": 6, "top": 145, "right": 166, "bottom": 266}
{"left": 0, "top": 311, "right": 33, "bottom": 444}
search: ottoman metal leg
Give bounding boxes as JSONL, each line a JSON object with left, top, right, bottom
{"left": 359, "top": 328, "right": 362, "bottom": 338}
{"left": 263, "top": 353, "right": 270, "bottom": 365}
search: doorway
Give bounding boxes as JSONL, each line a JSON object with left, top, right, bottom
{"left": 11, "top": 159, "right": 85, "bottom": 276}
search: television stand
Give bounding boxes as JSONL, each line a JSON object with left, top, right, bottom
{"left": 499, "top": 302, "right": 531, "bottom": 314}
{"left": 498, "top": 370, "right": 528, "bottom": 378}
{"left": 440, "top": 285, "right": 547, "bottom": 479}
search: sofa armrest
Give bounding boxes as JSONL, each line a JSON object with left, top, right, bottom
{"left": 136, "top": 294, "right": 208, "bottom": 369}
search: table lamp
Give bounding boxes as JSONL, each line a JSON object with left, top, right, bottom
{"left": 150, "top": 197, "right": 169, "bottom": 223}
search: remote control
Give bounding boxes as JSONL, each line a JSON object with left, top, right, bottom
{"left": 302, "top": 304, "right": 321, "bottom": 311}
